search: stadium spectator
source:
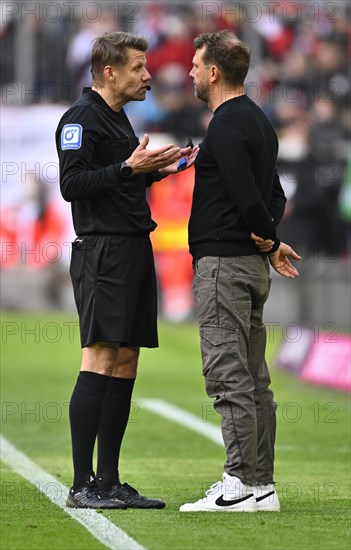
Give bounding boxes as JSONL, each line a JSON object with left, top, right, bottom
{"left": 278, "top": 102, "right": 348, "bottom": 257}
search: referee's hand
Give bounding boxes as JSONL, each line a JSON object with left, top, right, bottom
{"left": 126, "top": 134, "right": 182, "bottom": 174}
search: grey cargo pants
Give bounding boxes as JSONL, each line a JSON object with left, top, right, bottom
{"left": 192, "top": 255, "right": 277, "bottom": 485}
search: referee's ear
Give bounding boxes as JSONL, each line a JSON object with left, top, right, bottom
{"left": 103, "top": 65, "right": 116, "bottom": 82}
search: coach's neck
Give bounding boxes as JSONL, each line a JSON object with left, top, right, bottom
{"left": 208, "top": 82, "right": 244, "bottom": 112}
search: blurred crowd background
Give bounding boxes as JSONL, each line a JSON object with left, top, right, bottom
{"left": 1, "top": 0, "right": 350, "bottom": 327}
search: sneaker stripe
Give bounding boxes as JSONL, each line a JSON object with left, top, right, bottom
{"left": 215, "top": 494, "right": 254, "bottom": 507}
{"left": 256, "top": 490, "right": 276, "bottom": 503}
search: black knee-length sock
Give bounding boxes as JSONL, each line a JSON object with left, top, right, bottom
{"left": 69, "top": 371, "right": 109, "bottom": 490}
{"left": 96, "top": 377, "right": 135, "bottom": 489}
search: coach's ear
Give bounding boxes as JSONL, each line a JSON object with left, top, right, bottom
{"left": 209, "top": 64, "right": 220, "bottom": 83}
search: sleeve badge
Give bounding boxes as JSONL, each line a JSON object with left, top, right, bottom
{"left": 61, "top": 124, "right": 83, "bottom": 150}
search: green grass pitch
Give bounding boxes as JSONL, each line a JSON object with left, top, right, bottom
{"left": 1, "top": 312, "right": 350, "bottom": 550}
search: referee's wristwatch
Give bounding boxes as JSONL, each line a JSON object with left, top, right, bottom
{"left": 119, "top": 161, "right": 134, "bottom": 178}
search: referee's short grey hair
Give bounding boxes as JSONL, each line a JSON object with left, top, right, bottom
{"left": 92, "top": 32, "right": 149, "bottom": 85}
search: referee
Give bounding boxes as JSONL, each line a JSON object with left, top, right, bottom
{"left": 56, "top": 32, "right": 197, "bottom": 509}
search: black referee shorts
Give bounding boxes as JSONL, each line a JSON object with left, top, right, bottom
{"left": 69, "top": 234, "right": 158, "bottom": 348}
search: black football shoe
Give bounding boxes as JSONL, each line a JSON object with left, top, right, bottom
{"left": 107, "top": 482, "right": 165, "bottom": 509}
{"left": 66, "top": 481, "right": 127, "bottom": 509}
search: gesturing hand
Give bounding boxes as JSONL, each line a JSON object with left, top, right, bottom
{"left": 160, "top": 144, "right": 200, "bottom": 177}
{"left": 126, "top": 134, "right": 182, "bottom": 174}
{"left": 269, "top": 242, "right": 302, "bottom": 279}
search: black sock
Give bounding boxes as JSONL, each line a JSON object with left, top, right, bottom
{"left": 69, "top": 371, "right": 109, "bottom": 490}
{"left": 96, "top": 377, "right": 135, "bottom": 489}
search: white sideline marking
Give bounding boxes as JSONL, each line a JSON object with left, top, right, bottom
{"left": 0, "top": 434, "right": 145, "bottom": 550}
{"left": 139, "top": 399, "right": 319, "bottom": 453}
{"left": 141, "top": 399, "right": 349, "bottom": 454}
{"left": 140, "top": 398, "right": 224, "bottom": 446}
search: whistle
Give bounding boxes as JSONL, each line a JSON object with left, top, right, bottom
{"left": 177, "top": 138, "right": 194, "bottom": 171}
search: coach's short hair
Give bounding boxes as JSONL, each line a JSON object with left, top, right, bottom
{"left": 193, "top": 30, "right": 251, "bottom": 86}
{"left": 91, "top": 32, "right": 148, "bottom": 85}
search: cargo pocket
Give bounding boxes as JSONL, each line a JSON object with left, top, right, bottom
{"left": 200, "top": 325, "right": 238, "bottom": 346}
{"left": 200, "top": 325, "right": 239, "bottom": 381}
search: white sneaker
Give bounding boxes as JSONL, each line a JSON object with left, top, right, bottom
{"left": 179, "top": 473, "right": 257, "bottom": 512}
{"left": 253, "top": 484, "right": 280, "bottom": 512}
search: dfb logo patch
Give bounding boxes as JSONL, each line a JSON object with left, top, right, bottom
{"left": 61, "top": 124, "right": 83, "bottom": 150}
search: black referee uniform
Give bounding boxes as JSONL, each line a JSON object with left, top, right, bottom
{"left": 56, "top": 87, "right": 162, "bottom": 348}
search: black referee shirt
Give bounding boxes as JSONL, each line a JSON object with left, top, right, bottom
{"left": 56, "top": 87, "right": 161, "bottom": 236}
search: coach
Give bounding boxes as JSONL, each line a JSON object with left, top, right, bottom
{"left": 180, "top": 31, "right": 301, "bottom": 513}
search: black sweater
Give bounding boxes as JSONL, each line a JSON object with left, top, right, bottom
{"left": 55, "top": 88, "right": 161, "bottom": 236}
{"left": 189, "top": 95, "right": 286, "bottom": 259}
